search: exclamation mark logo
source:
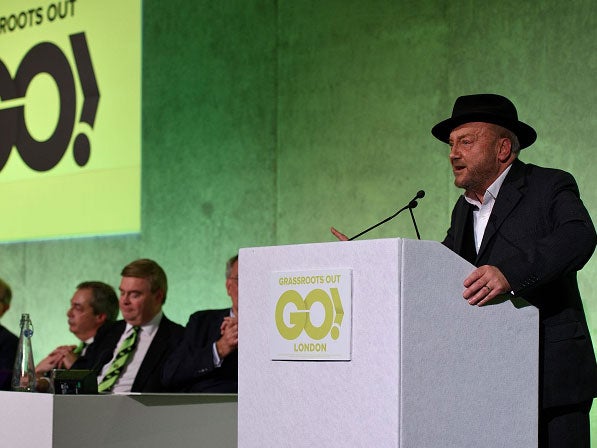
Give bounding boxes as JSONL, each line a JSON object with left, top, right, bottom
{"left": 69, "top": 33, "right": 100, "bottom": 167}
{"left": 330, "top": 288, "right": 344, "bottom": 340}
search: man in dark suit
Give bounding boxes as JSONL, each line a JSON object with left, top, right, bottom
{"left": 431, "top": 94, "right": 597, "bottom": 447}
{"left": 79, "top": 259, "right": 184, "bottom": 393}
{"left": 0, "top": 278, "right": 17, "bottom": 390}
{"left": 36, "top": 281, "right": 119, "bottom": 376}
{"left": 162, "top": 255, "right": 238, "bottom": 393}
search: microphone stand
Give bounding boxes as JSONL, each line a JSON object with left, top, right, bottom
{"left": 348, "top": 191, "right": 425, "bottom": 241}
{"left": 408, "top": 206, "right": 421, "bottom": 240}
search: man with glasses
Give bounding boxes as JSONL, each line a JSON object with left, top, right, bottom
{"left": 162, "top": 254, "right": 239, "bottom": 393}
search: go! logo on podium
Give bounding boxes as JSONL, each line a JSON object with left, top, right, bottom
{"left": 271, "top": 269, "right": 352, "bottom": 360}
{"left": 275, "top": 288, "right": 344, "bottom": 341}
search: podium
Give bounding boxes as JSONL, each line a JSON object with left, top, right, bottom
{"left": 238, "top": 238, "right": 538, "bottom": 447}
{"left": 0, "top": 392, "right": 237, "bottom": 447}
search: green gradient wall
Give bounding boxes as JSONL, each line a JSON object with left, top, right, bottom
{"left": 2, "top": 0, "right": 597, "bottom": 438}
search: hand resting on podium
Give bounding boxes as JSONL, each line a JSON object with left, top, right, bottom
{"left": 330, "top": 227, "right": 511, "bottom": 307}
{"left": 330, "top": 227, "right": 349, "bottom": 241}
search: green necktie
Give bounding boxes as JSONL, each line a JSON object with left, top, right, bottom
{"left": 98, "top": 326, "right": 140, "bottom": 393}
{"left": 72, "top": 341, "right": 86, "bottom": 355}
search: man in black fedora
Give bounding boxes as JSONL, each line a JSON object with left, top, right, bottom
{"left": 433, "top": 93, "right": 597, "bottom": 447}
{"left": 330, "top": 93, "right": 596, "bottom": 445}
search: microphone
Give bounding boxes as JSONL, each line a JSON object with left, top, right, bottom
{"left": 349, "top": 190, "right": 425, "bottom": 241}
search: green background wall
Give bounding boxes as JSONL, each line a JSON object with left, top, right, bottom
{"left": 2, "top": 0, "right": 597, "bottom": 437}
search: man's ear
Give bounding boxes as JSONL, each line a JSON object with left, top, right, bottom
{"left": 498, "top": 138, "right": 513, "bottom": 162}
{"left": 96, "top": 312, "right": 107, "bottom": 326}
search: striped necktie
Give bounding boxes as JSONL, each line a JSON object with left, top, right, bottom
{"left": 98, "top": 326, "right": 140, "bottom": 393}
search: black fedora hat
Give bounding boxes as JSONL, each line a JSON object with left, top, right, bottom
{"left": 431, "top": 94, "right": 537, "bottom": 149}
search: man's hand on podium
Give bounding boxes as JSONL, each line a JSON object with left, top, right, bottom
{"left": 463, "top": 265, "right": 511, "bottom": 306}
{"left": 330, "top": 227, "right": 349, "bottom": 241}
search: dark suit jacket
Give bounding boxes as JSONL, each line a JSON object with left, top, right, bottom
{"left": 443, "top": 158, "right": 597, "bottom": 408}
{"left": 76, "top": 314, "right": 184, "bottom": 393}
{"left": 71, "top": 320, "right": 117, "bottom": 371}
{"left": 162, "top": 308, "right": 238, "bottom": 393}
{"left": 0, "top": 324, "right": 18, "bottom": 390}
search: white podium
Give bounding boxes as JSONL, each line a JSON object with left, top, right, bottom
{"left": 238, "top": 238, "right": 538, "bottom": 447}
{"left": 0, "top": 392, "right": 237, "bottom": 447}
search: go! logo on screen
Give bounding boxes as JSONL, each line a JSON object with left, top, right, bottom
{"left": 0, "top": 32, "right": 99, "bottom": 172}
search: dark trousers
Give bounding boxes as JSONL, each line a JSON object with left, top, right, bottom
{"left": 539, "top": 400, "right": 593, "bottom": 448}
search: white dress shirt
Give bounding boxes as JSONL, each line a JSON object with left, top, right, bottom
{"left": 80, "top": 336, "right": 94, "bottom": 356}
{"left": 463, "top": 165, "right": 512, "bottom": 252}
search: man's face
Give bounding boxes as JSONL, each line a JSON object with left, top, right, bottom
{"left": 226, "top": 261, "right": 238, "bottom": 314}
{"left": 448, "top": 122, "right": 506, "bottom": 198}
{"left": 119, "top": 276, "right": 163, "bottom": 326}
{"left": 67, "top": 288, "right": 104, "bottom": 341}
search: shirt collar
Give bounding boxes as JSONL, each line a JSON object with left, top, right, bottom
{"left": 125, "top": 311, "right": 163, "bottom": 337}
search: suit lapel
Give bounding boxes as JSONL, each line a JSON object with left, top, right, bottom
{"left": 132, "top": 316, "right": 170, "bottom": 391}
{"left": 451, "top": 196, "right": 472, "bottom": 257}
{"left": 477, "top": 159, "right": 526, "bottom": 260}
{"left": 95, "top": 321, "right": 126, "bottom": 372}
